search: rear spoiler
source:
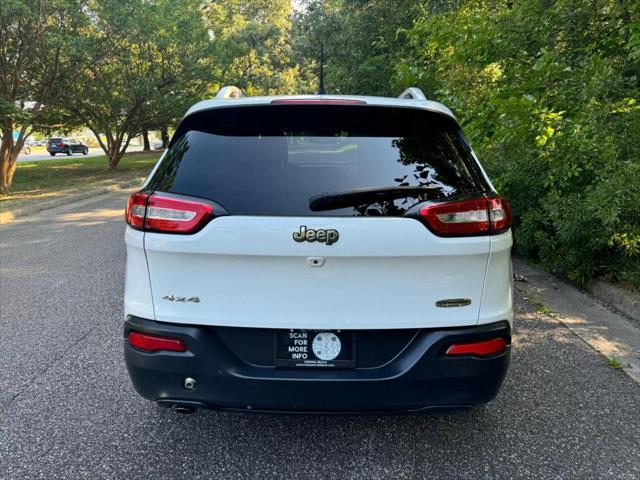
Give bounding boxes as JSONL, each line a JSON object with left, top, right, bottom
{"left": 214, "top": 85, "right": 427, "bottom": 102}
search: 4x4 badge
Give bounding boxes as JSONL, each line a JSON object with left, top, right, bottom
{"left": 293, "top": 226, "right": 339, "bottom": 246}
{"left": 162, "top": 295, "right": 200, "bottom": 303}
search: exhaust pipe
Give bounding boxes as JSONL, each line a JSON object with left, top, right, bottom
{"left": 172, "top": 405, "right": 196, "bottom": 414}
{"left": 157, "top": 399, "right": 208, "bottom": 411}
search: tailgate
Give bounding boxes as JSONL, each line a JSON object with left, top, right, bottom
{"left": 144, "top": 216, "right": 490, "bottom": 329}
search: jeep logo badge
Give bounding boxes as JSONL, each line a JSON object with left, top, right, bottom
{"left": 293, "top": 226, "right": 339, "bottom": 246}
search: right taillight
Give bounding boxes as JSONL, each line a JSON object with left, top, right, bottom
{"left": 486, "top": 197, "right": 511, "bottom": 234}
{"left": 125, "top": 191, "right": 214, "bottom": 234}
{"left": 419, "top": 196, "right": 511, "bottom": 237}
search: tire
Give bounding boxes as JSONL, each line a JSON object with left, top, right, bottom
{"left": 66, "top": 148, "right": 72, "bottom": 156}
{"left": 24, "top": 147, "right": 31, "bottom": 155}
{"left": 83, "top": 148, "right": 88, "bottom": 155}
{"left": 50, "top": 152, "right": 56, "bottom": 156}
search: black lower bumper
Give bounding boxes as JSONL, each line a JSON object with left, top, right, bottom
{"left": 124, "top": 316, "right": 511, "bottom": 413}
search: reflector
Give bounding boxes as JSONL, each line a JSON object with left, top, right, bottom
{"left": 446, "top": 337, "right": 508, "bottom": 356}
{"left": 128, "top": 331, "right": 187, "bottom": 352}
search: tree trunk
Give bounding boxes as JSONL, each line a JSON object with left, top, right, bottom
{"left": 106, "top": 133, "right": 132, "bottom": 171}
{"left": 161, "top": 127, "right": 169, "bottom": 149}
{"left": 107, "top": 141, "right": 124, "bottom": 170}
{"left": 142, "top": 130, "right": 150, "bottom": 151}
{"left": 108, "top": 154, "right": 120, "bottom": 171}
{"left": 1, "top": 149, "right": 19, "bottom": 194}
{"left": 1, "top": 126, "right": 19, "bottom": 194}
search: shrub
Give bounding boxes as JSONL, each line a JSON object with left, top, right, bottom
{"left": 397, "top": 0, "right": 640, "bottom": 288}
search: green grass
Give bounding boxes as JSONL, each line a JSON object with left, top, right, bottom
{"left": 606, "top": 356, "right": 624, "bottom": 370}
{"left": 1, "top": 151, "right": 160, "bottom": 212}
{"left": 522, "top": 289, "right": 553, "bottom": 315}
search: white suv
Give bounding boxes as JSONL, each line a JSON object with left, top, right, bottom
{"left": 123, "top": 87, "right": 513, "bottom": 413}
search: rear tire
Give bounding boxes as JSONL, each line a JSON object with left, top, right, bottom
{"left": 50, "top": 152, "right": 56, "bottom": 156}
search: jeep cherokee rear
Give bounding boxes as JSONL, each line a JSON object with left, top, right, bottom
{"left": 123, "top": 87, "right": 513, "bottom": 413}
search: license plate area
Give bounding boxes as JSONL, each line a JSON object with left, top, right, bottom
{"left": 275, "top": 329, "right": 356, "bottom": 368}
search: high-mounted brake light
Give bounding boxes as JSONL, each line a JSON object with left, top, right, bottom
{"left": 419, "top": 197, "right": 510, "bottom": 236}
{"left": 446, "top": 337, "right": 508, "bottom": 357}
{"left": 125, "top": 192, "right": 214, "bottom": 234}
{"left": 128, "top": 331, "right": 187, "bottom": 352}
{"left": 270, "top": 99, "right": 367, "bottom": 105}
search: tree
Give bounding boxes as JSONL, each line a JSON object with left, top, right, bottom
{"left": 66, "top": 0, "right": 213, "bottom": 170}
{"left": 397, "top": 0, "right": 640, "bottom": 286}
{"left": 292, "top": 0, "right": 424, "bottom": 96}
{"left": 205, "top": 0, "right": 299, "bottom": 95}
{"left": 0, "top": 0, "right": 94, "bottom": 192}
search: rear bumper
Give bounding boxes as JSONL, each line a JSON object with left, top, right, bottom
{"left": 124, "top": 316, "right": 511, "bottom": 413}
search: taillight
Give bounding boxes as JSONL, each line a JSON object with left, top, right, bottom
{"left": 125, "top": 192, "right": 147, "bottom": 228}
{"left": 487, "top": 197, "right": 511, "bottom": 233}
{"left": 59, "top": 143, "right": 66, "bottom": 147}
{"left": 145, "top": 194, "right": 213, "bottom": 233}
{"left": 419, "top": 197, "right": 510, "bottom": 236}
{"left": 125, "top": 191, "right": 214, "bottom": 234}
{"left": 128, "top": 331, "right": 187, "bottom": 352}
{"left": 270, "top": 99, "right": 367, "bottom": 105}
{"left": 445, "top": 337, "right": 508, "bottom": 357}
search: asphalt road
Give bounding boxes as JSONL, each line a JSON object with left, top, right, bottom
{"left": 1, "top": 191, "right": 639, "bottom": 479}
{"left": 17, "top": 146, "right": 144, "bottom": 162}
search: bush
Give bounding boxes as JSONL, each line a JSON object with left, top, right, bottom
{"left": 396, "top": 0, "right": 640, "bottom": 288}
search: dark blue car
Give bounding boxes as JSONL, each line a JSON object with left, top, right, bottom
{"left": 47, "top": 137, "right": 88, "bottom": 156}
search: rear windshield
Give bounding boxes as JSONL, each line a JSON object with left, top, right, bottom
{"left": 147, "top": 105, "right": 491, "bottom": 216}
{"left": 48, "top": 138, "right": 62, "bottom": 144}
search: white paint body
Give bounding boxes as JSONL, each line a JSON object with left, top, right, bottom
{"left": 124, "top": 93, "right": 513, "bottom": 330}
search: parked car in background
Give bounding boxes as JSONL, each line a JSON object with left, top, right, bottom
{"left": 47, "top": 138, "right": 89, "bottom": 156}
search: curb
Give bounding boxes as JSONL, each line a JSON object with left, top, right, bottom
{"left": 513, "top": 257, "right": 640, "bottom": 385}
{"left": 590, "top": 281, "right": 640, "bottom": 327}
{"left": 0, "top": 178, "right": 144, "bottom": 225}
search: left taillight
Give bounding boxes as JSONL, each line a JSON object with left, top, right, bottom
{"left": 125, "top": 191, "right": 214, "bottom": 234}
{"left": 125, "top": 192, "right": 147, "bottom": 228}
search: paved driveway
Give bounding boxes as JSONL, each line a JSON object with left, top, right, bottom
{"left": 1, "top": 191, "right": 639, "bottom": 479}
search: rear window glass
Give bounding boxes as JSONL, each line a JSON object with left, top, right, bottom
{"left": 147, "top": 105, "right": 491, "bottom": 216}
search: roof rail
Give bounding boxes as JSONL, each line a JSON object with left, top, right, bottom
{"left": 398, "top": 87, "right": 427, "bottom": 101}
{"left": 216, "top": 86, "right": 244, "bottom": 99}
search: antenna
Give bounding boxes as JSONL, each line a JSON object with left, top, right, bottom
{"left": 317, "top": 43, "right": 326, "bottom": 95}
